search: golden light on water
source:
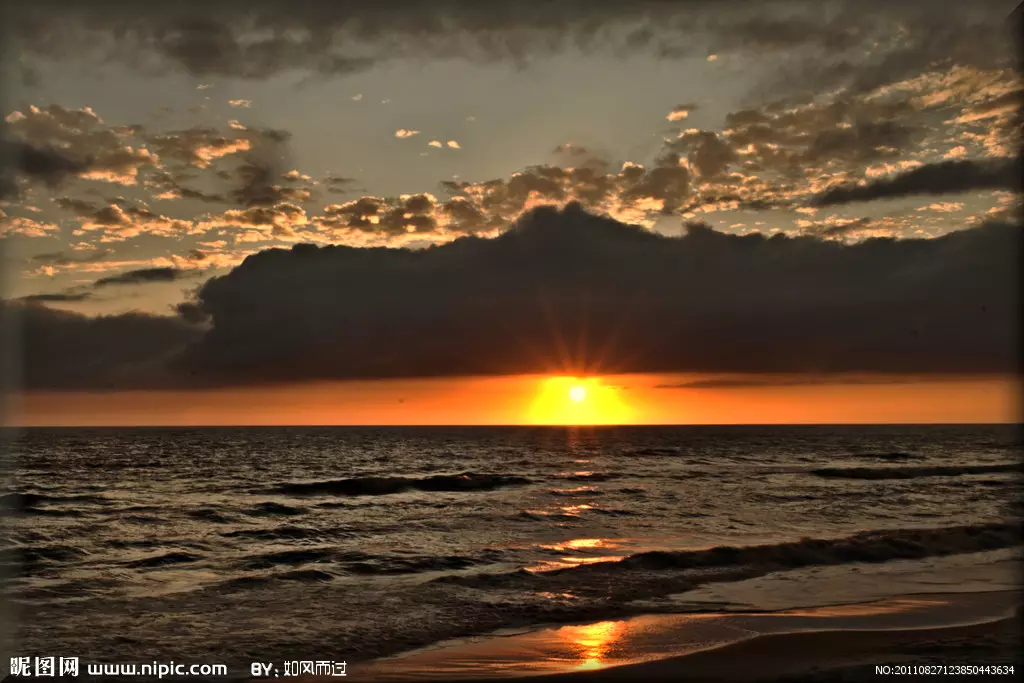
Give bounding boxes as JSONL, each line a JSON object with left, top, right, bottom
{"left": 526, "top": 377, "right": 633, "bottom": 425}
{"left": 558, "top": 620, "right": 627, "bottom": 670}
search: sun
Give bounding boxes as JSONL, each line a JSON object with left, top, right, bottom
{"left": 526, "top": 377, "right": 633, "bottom": 425}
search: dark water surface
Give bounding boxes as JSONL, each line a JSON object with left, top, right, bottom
{"left": 1, "top": 425, "right": 1020, "bottom": 673}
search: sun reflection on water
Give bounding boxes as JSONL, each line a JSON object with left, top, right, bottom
{"left": 557, "top": 620, "right": 627, "bottom": 670}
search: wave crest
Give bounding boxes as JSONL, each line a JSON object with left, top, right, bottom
{"left": 259, "top": 472, "right": 531, "bottom": 497}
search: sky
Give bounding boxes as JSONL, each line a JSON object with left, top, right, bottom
{"left": 1, "top": 0, "right": 1021, "bottom": 426}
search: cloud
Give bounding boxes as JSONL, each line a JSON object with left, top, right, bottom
{"left": 666, "top": 104, "right": 696, "bottom": 122}
{"left": 228, "top": 99, "right": 251, "bottom": 108}
{"left": 28, "top": 248, "right": 113, "bottom": 266}
{"left": 145, "top": 126, "right": 252, "bottom": 169}
{"left": 0, "top": 216, "right": 61, "bottom": 238}
{"left": 446, "top": 140, "right": 461, "bottom": 149}
{"left": 656, "top": 376, "right": 917, "bottom": 389}
{"left": 428, "top": 140, "right": 443, "bottom": 148}
{"left": 797, "top": 216, "right": 874, "bottom": 239}
{"left": 811, "top": 157, "right": 1022, "bottom": 206}
{"left": 4, "top": 106, "right": 157, "bottom": 188}
{"left": 72, "top": 202, "right": 195, "bottom": 242}
{"left": 18, "top": 292, "right": 93, "bottom": 303}
{"left": 7, "top": 1, "right": 1014, "bottom": 94}
{"left": 164, "top": 204, "right": 1018, "bottom": 388}
{"left": 92, "top": 267, "right": 196, "bottom": 287}
{"left": 229, "top": 159, "right": 312, "bottom": 208}
{"left": 318, "top": 194, "right": 437, "bottom": 236}
{"left": 324, "top": 175, "right": 357, "bottom": 194}
{"left": 0, "top": 136, "right": 94, "bottom": 198}
{"left": 12, "top": 204, "right": 1018, "bottom": 389}
{"left": 3, "top": 302, "right": 202, "bottom": 390}
{"left": 395, "top": 129, "right": 419, "bottom": 138}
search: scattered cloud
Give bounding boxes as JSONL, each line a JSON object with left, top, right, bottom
{"left": 666, "top": 104, "right": 697, "bottom": 122}
{"left": 93, "top": 267, "right": 195, "bottom": 287}
{"left": 19, "top": 292, "right": 93, "bottom": 303}
{"left": 811, "top": 157, "right": 1022, "bottom": 206}
{"left": 656, "top": 375, "right": 917, "bottom": 389}
{"left": 0, "top": 216, "right": 61, "bottom": 238}
{"left": 446, "top": 140, "right": 460, "bottom": 149}
{"left": 228, "top": 99, "right": 251, "bottom": 108}
{"left": 72, "top": 202, "right": 195, "bottom": 242}
{"left": 0, "top": 135, "right": 94, "bottom": 198}
{"left": 395, "top": 129, "right": 419, "bottom": 138}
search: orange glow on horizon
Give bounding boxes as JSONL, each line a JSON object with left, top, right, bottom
{"left": 6, "top": 373, "right": 1018, "bottom": 427}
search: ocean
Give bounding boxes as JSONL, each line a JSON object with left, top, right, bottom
{"left": 1, "top": 425, "right": 1021, "bottom": 677}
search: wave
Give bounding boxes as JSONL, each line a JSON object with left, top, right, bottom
{"left": 221, "top": 525, "right": 349, "bottom": 541}
{"left": 186, "top": 508, "right": 237, "bottom": 523}
{"left": 592, "top": 507, "right": 639, "bottom": 516}
{"left": 553, "top": 472, "right": 620, "bottom": 482}
{"left": 234, "top": 545, "right": 505, "bottom": 576}
{"left": 343, "top": 552, "right": 502, "bottom": 575}
{"left": 620, "top": 447, "right": 683, "bottom": 457}
{"left": 550, "top": 486, "right": 603, "bottom": 497}
{"left": 246, "top": 502, "right": 307, "bottom": 516}
{"left": 810, "top": 463, "right": 1020, "bottom": 480}
{"left": 0, "top": 544, "right": 90, "bottom": 568}
{"left": 259, "top": 472, "right": 531, "bottom": 497}
{"left": 277, "top": 568, "right": 336, "bottom": 582}
{"left": 436, "top": 522, "right": 1021, "bottom": 594}
{"left": 123, "top": 551, "right": 204, "bottom": 568}
{"left": 215, "top": 568, "right": 338, "bottom": 592}
{"left": 0, "top": 492, "right": 111, "bottom": 510}
{"left": 856, "top": 451, "right": 919, "bottom": 461}
{"left": 237, "top": 548, "right": 338, "bottom": 570}
{"left": 16, "top": 507, "right": 84, "bottom": 518}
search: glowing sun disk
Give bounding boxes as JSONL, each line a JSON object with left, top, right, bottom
{"left": 526, "top": 377, "right": 633, "bottom": 425}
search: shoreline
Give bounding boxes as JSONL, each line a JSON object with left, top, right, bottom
{"left": 347, "top": 590, "right": 1021, "bottom": 682}
{"left": 488, "top": 615, "right": 1021, "bottom": 683}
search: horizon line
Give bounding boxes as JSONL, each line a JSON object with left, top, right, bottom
{"left": 2, "top": 421, "right": 1018, "bottom": 429}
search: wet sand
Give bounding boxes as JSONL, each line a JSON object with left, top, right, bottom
{"left": 348, "top": 590, "right": 1021, "bottom": 682}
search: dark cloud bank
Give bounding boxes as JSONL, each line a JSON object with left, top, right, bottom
{"left": 5, "top": 204, "right": 1019, "bottom": 390}
{"left": 3, "top": 0, "right": 1015, "bottom": 95}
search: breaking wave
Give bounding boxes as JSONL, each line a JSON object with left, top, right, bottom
{"left": 259, "top": 472, "right": 531, "bottom": 496}
{"left": 438, "top": 522, "right": 1021, "bottom": 593}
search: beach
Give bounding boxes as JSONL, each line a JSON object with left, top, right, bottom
{"left": 351, "top": 590, "right": 1021, "bottom": 682}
